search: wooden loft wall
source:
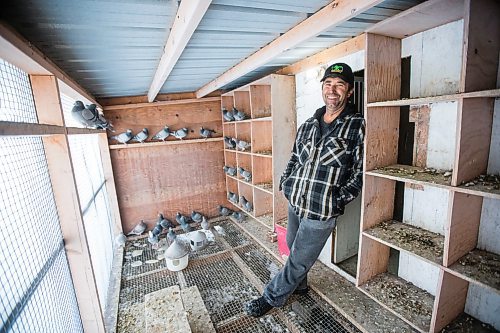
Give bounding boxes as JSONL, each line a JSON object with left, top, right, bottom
{"left": 103, "top": 98, "right": 226, "bottom": 234}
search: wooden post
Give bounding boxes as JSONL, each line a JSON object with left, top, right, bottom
{"left": 31, "top": 74, "right": 105, "bottom": 333}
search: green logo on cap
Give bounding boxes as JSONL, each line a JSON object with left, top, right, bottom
{"left": 331, "top": 65, "right": 343, "bottom": 73}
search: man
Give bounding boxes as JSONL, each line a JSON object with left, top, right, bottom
{"left": 245, "top": 62, "right": 365, "bottom": 317}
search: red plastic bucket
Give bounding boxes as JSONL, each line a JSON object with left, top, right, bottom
{"left": 274, "top": 224, "right": 289, "bottom": 257}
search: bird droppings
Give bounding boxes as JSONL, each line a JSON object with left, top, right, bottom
{"left": 130, "top": 261, "right": 143, "bottom": 268}
{"left": 145, "top": 259, "right": 158, "bottom": 264}
{"left": 373, "top": 165, "right": 452, "bottom": 186}
{"left": 451, "top": 249, "right": 500, "bottom": 290}
{"left": 131, "top": 250, "right": 143, "bottom": 257}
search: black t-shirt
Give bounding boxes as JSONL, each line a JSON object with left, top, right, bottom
{"left": 319, "top": 114, "right": 333, "bottom": 138}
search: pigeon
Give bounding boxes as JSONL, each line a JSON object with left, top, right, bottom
{"left": 110, "top": 129, "right": 133, "bottom": 144}
{"left": 152, "top": 126, "right": 171, "bottom": 141}
{"left": 191, "top": 211, "right": 203, "bottom": 223}
{"left": 200, "top": 127, "right": 216, "bottom": 139}
{"left": 222, "top": 108, "right": 235, "bottom": 122}
{"left": 131, "top": 128, "right": 149, "bottom": 143}
{"left": 167, "top": 227, "right": 176, "bottom": 243}
{"left": 201, "top": 216, "right": 209, "bottom": 230}
{"left": 232, "top": 107, "right": 247, "bottom": 121}
{"left": 240, "top": 196, "right": 253, "bottom": 212}
{"left": 227, "top": 191, "right": 239, "bottom": 204}
{"left": 176, "top": 212, "right": 191, "bottom": 232}
{"left": 147, "top": 231, "right": 159, "bottom": 245}
{"left": 159, "top": 214, "right": 174, "bottom": 229}
{"left": 171, "top": 128, "right": 188, "bottom": 140}
{"left": 95, "top": 113, "right": 114, "bottom": 131}
{"left": 217, "top": 205, "right": 233, "bottom": 216}
{"left": 127, "top": 220, "right": 147, "bottom": 236}
{"left": 223, "top": 165, "right": 237, "bottom": 177}
{"left": 232, "top": 211, "right": 246, "bottom": 223}
{"left": 114, "top": 232, "right": 127, "bottom": 247}
{"left": 236, "top": 139, "right": 251, "bottom": 151}
{"left": 224, "top": 136, "right": 237, "bottom": 149}
{"left": 71, "top": 101, "right": 97, "bottom": 127}
{"left": 238, "top": 167, "right": 252, "bottom": 182}
{"left": 152, "top": 224, "right": 163, "bottom": 237}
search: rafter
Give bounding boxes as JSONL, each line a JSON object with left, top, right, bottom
{"left": 196, "top": 0, "right": 383, "bottom": 98}
{"left": 147, "top": 0, "right": 212, "bottom": 103}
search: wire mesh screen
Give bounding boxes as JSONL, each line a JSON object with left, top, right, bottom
{"left": 68, "top": 134, "right": 114, "bottom": 311}
{"left": 60, "top": 93, "right": 82, "bottom": 128}
{"left": 0, "top": 59, "right": 38, "bottom": 123}
{"left": 0, "top": 136, "right": 83, "bottom": 332}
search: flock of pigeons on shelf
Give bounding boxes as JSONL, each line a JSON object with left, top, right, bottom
{"left": 71, "top": 100, "right": 216, "bottom": 144}
{"left": 224, "top": 136, "right": 251, "bottom": 151}
{"left": 115, "top": 206, "right": 246, "bottom": 246}
{"left": 223, "top": 165, "right": 252, "bottom": 182}
{"left": 222, "top": 107, "right": 247, "bottom": 122}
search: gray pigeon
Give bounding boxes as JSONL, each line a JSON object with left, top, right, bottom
{"left": 110, "top": 129, "right": 133, "bottom": 144}
{"left": 171, "top": 128, "right": 188, "bottom": 140}
{"left": 114, "top": 232, "right": 127, "bottom": 247}
{"left": 232, "top": 107, "right": 247, "bottom": 121}
{"left": 217, "top": 205, "right": 233, "bottom": 216}
{"left": 222, "top": 108, "right": 235, "bottom": 122}
{"left": 131, "top": 128, "right": 149, "bottom": 143}
{"left": 200, "top": 127, "right": 216, "bottom": 139}
{"left": 238, "top": 167, "right": 252, "bottom": 182}
{"left": 152, "top": 223, "right": 163, "bottom": 237}
{"left": 176, "top": 212, "right": 191, "bottom": 232}
{"left": 224, "top": 136, "right": 237, "bottom": 149}
{"left": 223, "top": 165, "right": 237, "bottom": 177}
{"left": 159, "top": 214, "right": 174, "bottom": 229}
{"left": 72, "top": 101, "right": 97, "bottom": 127}
{"left": 191, "top": 211, "right": 203, "bottom": 223}
{"left": 240, "top": 196, "right": 253, "bottom": 212}
{"left": 201, "top": 216, "right": 209, "bottom": 230}
{"left": 227, "top": 191, "right": 239, "bottom": 204}
{"left": 167, "top": 227, "right": 176, "bottom": 243}
{"left": 127, "top": 220, "right": 147, "bottom": 236}
{"left": 236, "top": 139, "right": 251, "bottom": 151}
{"left": 86, "top": 104, "right": 114, "bottom": 131}
{"left": 152, "top": 126, "right": 171, "bottom": 141}
{"left": 232, "top": 211, "right": 246, "bottom": 223}
{"left": 147, "top": 231, "right": 159, "bottom": 245}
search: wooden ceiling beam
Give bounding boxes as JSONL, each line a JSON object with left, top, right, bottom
{"left": 147, "top": 0, "right": 212, "bottom": 103}
{"left": 0, "top": 21, "right": 99, "bottom": 107}
{"left": 196, "top": 0, "right": 383, "bottom": 98}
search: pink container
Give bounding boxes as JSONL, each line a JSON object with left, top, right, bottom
{"left": 275, "top": 224, "right": 289, "bottom": 257}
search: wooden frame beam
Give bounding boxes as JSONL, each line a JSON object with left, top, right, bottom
{"left": 196, "top": 0, "right": 383, "bottom": 98}
{"left": 0, "top": 21, "right": 99, "bottom": 107}
{"left": 147, "top": 0, "right": 212, "bottom": 102}
{"left": 276, "top": 34, "right": 366, "bottom": 75}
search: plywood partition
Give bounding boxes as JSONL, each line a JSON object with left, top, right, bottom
{"left": 223, "top": 122, "right": 236, "bottom": 138}
{"left": 357, "top": 235, "right": 390, "bottom": 286}
{"left": 221, "top": 95, "right": 234, "bottom": 111}
{"left": 253, "top": 189, "right": 273, "bottom": 217}
{"left": 238, "top": 181, "right": 254, "bottom": 210}
{"left": 364, "top": 106, "right": 400, "bottom": 171}
{"left": 365, "top": 33, "right": 401, "bottom": 103}
{"left": 252, "top": 155, "right": 272, "bottom": 186}
{"left": 361, "top": 175, "right": 396, "bottom": 231}
{"left": 236, "top": 153, "right": 252, "bottom": 183}
{"left": 444, "top": 191, "right": 483, "bottom": 266}
{"left": 235, "top": 122, "right": 251, "bottom": 145}
{"left": 111, "top": 141, "right": 226, "bottom": 233}
{"left": 224, "top": 150, "right": 236, "bottom": 169}
{"left": 226, "top": 176, "right": 238, "bottom": 196}
{"left": 250, "top": 85, "right": 271, "bottom": 118}
{"left": 460, "top": 0, "right": 500, "bottom": 92}
{"left": 452, "top": 98, "right": 494, "bottom": 186}
{"left": 430, "top": 270, "right": 469, "bottom": 332}
{"left": 252, "top": 120, "right": 272, "bottom": 154}
{"left": 233, "top": 90, "right": 251, "bottom": 115}
{"left": 104, "top": 99, "right": 222, "bottom": 143}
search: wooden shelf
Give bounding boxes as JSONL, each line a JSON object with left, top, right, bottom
{"left": 252, "top": 116, "right": 272, "bottom": 122}
{"left": 363, "top": 220, "right": 444, "bottom": 266}
{"left": 109, "top": 137, "right": 223, "bottom": 149}
{"left": 226, "top": 199, "right": 272, "bottom": 230}
{"left": 359, "top": 273, "right": 434, "bottom": 332}
{"left": 367, "top": 165, "right": 500, "bottom": 199}
{"left": 445, "top": 249, "right": 500, "bottom": 293}
{"left": 440, "top": 312, "right": 499, "bottom": 332}
{"left": 367, "top": 88, "right": 500, "bottom": 107}
{"left": 254, "top": 182, "right": 273, "bottom": 194}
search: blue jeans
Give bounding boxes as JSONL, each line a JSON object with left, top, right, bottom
{"left": 263, "top": 204, "right": 336, "bottom": 307}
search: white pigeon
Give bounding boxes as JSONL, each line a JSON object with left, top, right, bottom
{"left": 114, "top": 232, "right": 127, "bottom": 247}
{"left": 201, "top": 216, "right": 209, "bottom": 230}
{"left": 127, "top": 220, "right": 147, "bottom": 236}
{"left": 152, "top": 126, "right": 171, "bottom": 141}
{"left": 110, "top": 129, "right": 133, "bottom": 144}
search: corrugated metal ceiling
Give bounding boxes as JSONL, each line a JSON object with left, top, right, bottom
{"left": 0, "top": 0, "right": 423, "bottom": 99}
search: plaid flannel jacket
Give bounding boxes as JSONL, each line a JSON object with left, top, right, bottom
{"left": 279, "top": 104, "right": 365, "bottom": 221}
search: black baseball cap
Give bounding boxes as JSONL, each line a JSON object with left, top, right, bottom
{"left": 320, "top": 62, "right": 354, "bottom": 87}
